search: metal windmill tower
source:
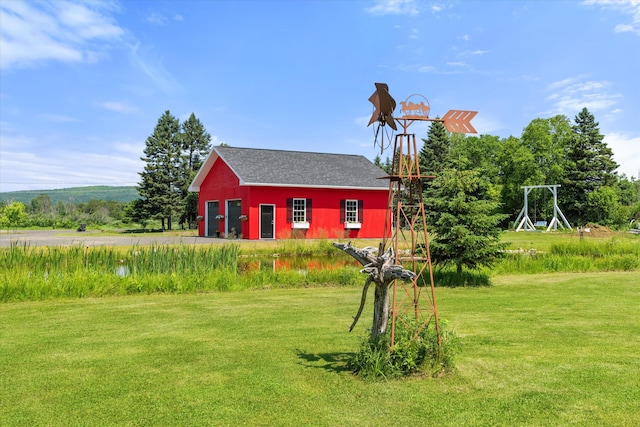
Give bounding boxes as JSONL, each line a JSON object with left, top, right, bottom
{"left": 368, "top": 83, "right": 477, "bottom": 346}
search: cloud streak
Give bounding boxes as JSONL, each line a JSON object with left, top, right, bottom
{"left": 365, "top": 0, "right": 419, "bottom": 16}
{"left": 546, "top": 77, "right": 622, "bottom": 115}
{"left": 0, "top": 0, "right": 124, "bottom": 69}
{"left": 582, "top": 0, "right": 640, "bottom": 36}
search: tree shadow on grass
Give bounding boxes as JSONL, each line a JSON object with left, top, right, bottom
{"left": 295, "top": 349, "right": 355, "bottom": 374}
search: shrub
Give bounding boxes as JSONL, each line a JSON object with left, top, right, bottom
{"left": 348, "top": 317, "right": 460, "bottom": 379}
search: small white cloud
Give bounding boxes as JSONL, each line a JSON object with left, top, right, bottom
{"left": 38, "top": 113, "right": 78, "bottom": 123}
{"left": 446, "top": 61, "right": 469, "bottom": 67}
{"left": 146, "top": 12, "right": 167, "bottom": 25}
{"left": 460, "top": 34, "right": 470, "bottom": 41}
{"left": 128, "top": 41, "right": 180, "bottom": 92}
{"left": 582, "top": 0, "right": 640, "bottom": 36}
{"left": 545, "top": 76, "right": 621, "bottom": 115}
{"left": 174, "top": 14, "right": 184, "bottom": 22}
{"left": 471, "top": 49, "right": 489, "bottom": 55}
{"left": 365, "top": 0, "right": 419, "bottom": 16}
{"left": 100, "top": 101, "right": 138, "bottom": 113}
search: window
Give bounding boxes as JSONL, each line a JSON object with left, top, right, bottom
{"left": 287, "top": 198, "right": 312, "bottom": 227}
{"left": 340, "top": 199, "right": 364, "bottom": 228}
{"left": 345, "top": 200, "right": 358, "bottom": 223}
{"left": 293, "top": 198, "right": 306, "bottom": 222}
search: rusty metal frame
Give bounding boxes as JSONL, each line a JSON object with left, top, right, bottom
{"left": 381, "top": 118, "right": 441, "bottom": 347}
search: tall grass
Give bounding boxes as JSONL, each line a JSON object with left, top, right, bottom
{"left": 0, "top": 242, "right": 361, "bottom": 302}
{"left": 493, "top": 237, "right": 640, "bottom": 275}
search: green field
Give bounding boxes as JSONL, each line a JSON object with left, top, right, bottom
{"left": 1, "top": 271, "right": 638, "bottom": 426}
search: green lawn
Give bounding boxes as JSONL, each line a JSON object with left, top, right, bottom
{"left": 1, "top": 271, "right": 638, "bottom": 426}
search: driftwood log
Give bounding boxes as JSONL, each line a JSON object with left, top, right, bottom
{"left": 333, "top": 242, "right": 416, "bottom": 339}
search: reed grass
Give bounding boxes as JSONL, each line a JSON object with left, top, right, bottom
{"left": 0, "top": 242, "right": 361, "bottom": 302}
{"left": 3, "top": 236, "right": 639, "bottom": 301}
{"left": 493, "top": 237, "right": 640, "bottom": 275}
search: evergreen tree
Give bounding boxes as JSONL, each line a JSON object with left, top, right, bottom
{"left": 138, "top": 111, "right": 182, "bottom": 230}
{"left": 420, "top": 120, "right": 451, "bottom": 227}
{"left": 179, "top": 113, "right": 211, "bottom": 228}
{"left": 425, "top": 160, "right": 507, "bottom": 276}
{"left": 419, "top": 120, "right": 450, "bottom": 177}
{"left": 562, "top": 108, "right": 618, "bottom": 224}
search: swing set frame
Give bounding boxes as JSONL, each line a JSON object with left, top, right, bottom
{"left": 514, "top": 184, "right": 572, "bottom": 232}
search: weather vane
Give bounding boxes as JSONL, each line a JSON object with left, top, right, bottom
{"left": 368, "top": 82, "right": 478, "bottom": 154}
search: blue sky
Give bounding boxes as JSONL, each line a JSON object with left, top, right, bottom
{"left": 1, "top": 0, "right": 639, "bottom": 193}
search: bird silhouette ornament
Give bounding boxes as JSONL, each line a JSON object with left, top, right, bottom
{"left": 368, "top": 83, "right": 397, "bottom": 131}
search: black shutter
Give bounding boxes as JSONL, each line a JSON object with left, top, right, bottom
{"left": 286, "top": 198, "right": 293, "bottom": 223}
{"left": 340, "top": 199, "right": 346, "bottom": 223}
{"left": 358, "top": 200, "right": 364, "bottom": 223}
{"left": 306, "top": 198, "right": 312, "bottom": 222}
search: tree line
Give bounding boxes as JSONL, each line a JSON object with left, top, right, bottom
{"left": 376, "top": 107, "right": 640, "bottom": 230}
{"left": 3, "top": 108, "right": 638, "bottom": 235}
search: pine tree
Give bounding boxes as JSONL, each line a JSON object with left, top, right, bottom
{"left": 419, "top": 119, "right": 450, "bottom": 177}
{"left": 179, "top": 113, "right": 211, "bottom": 228}
{"left": 425, "top": 162, "right": 507, "bottom": 276}
{"left": 138, "top": 111, "right": 182, "bottom": 230}
{"left": 562, "top": 108, "right": 618, "bottom": 224}
{"left": 420, "top": 120, "right": 451, "bottom": 228}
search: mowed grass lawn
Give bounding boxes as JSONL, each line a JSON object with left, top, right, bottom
{"left": 1, "top": 272, "right": 639, "bottom": 426}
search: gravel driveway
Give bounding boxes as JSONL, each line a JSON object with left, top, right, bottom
{"left": 0, "top": 229, "right": 228, "bottom": 247}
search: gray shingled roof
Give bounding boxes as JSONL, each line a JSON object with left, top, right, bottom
{"left": 215, "top": 146, "right": 388, "bottom": 189}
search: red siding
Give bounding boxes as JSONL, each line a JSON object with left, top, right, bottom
{"left": 197, "top": 157, "right": 389, "bottom": 240}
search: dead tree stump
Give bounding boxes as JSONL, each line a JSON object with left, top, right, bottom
{"left": 333, "top": 242, "right": 416, "bottom": 339}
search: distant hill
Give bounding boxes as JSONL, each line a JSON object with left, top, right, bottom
{"left": 0, "top": 186, "right": 140, "bottom": 205}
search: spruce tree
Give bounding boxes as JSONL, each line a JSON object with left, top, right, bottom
{"left": 419, "top": 119, "right": 450, "bottom": 177}
{"left": 425, "top": 161, "right": 507, "bottom": 276}
{"left": 562, "top": 108, "right": 618, "bottom": 224}
{"left": 179, "top": 113, "right": 211, "bottom": 228}
{"left": 138, "top": 111, "right": 182, "bottom": 230}
{"left": 420, "top": 120, "right": 451, "bottom": 227}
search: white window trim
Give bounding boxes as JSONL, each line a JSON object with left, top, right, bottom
{"left": 344, "top": 199, "right": 360, "bottom": 228}
{"left": 292, "top": 198, "right": 307, "bottom": 223}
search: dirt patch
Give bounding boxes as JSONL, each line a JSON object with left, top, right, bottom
{"left": 580, "top": 223, "right": 614, "bottom": 236}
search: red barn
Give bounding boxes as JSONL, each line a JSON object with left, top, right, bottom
{"left": 188, "top": 146, "right": 390, "bottom": 240}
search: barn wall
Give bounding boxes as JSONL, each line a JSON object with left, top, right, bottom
{"left": 197, "top": 158, "right": 250, "bottom": 238}
{"left": 247, "top": 186, "right": 388, "bottom": 240}
{"left": 196, "top": 159, "right": 389, "bottom": 240}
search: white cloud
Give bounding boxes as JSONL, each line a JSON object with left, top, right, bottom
{"left": 99, "top": 101, "right": 138, "bottom": 113}
{"left": 174, "top": 14, "right": 184, "bottom": 22}
{"left": 37, "top": 113, "right": 79, "bottom": 123}
{"left": 146, "top": 12, "right": 167, "bottom": 25}
{"left": 0, "top": 144, "right": 143, "bottom": 192}
{"left": 604, "top": 132, "right": 640, "bottom": 179}
{"left": 582, "top": 0, "right": 640, "bottom": 36}
{"left": 545, "top": 77, "right": 622, "bottom": 115}
{"left": 446, "top": 61, "right": 469, "bottom": 67}
{"left": 128, "top": 41, "right": 180, "bottom": 92}
{"left": 0, "top": 0, "right": 124, "bottom": 69}
{"left": 365, "top": 0, "right": 419, "bottom": 16}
